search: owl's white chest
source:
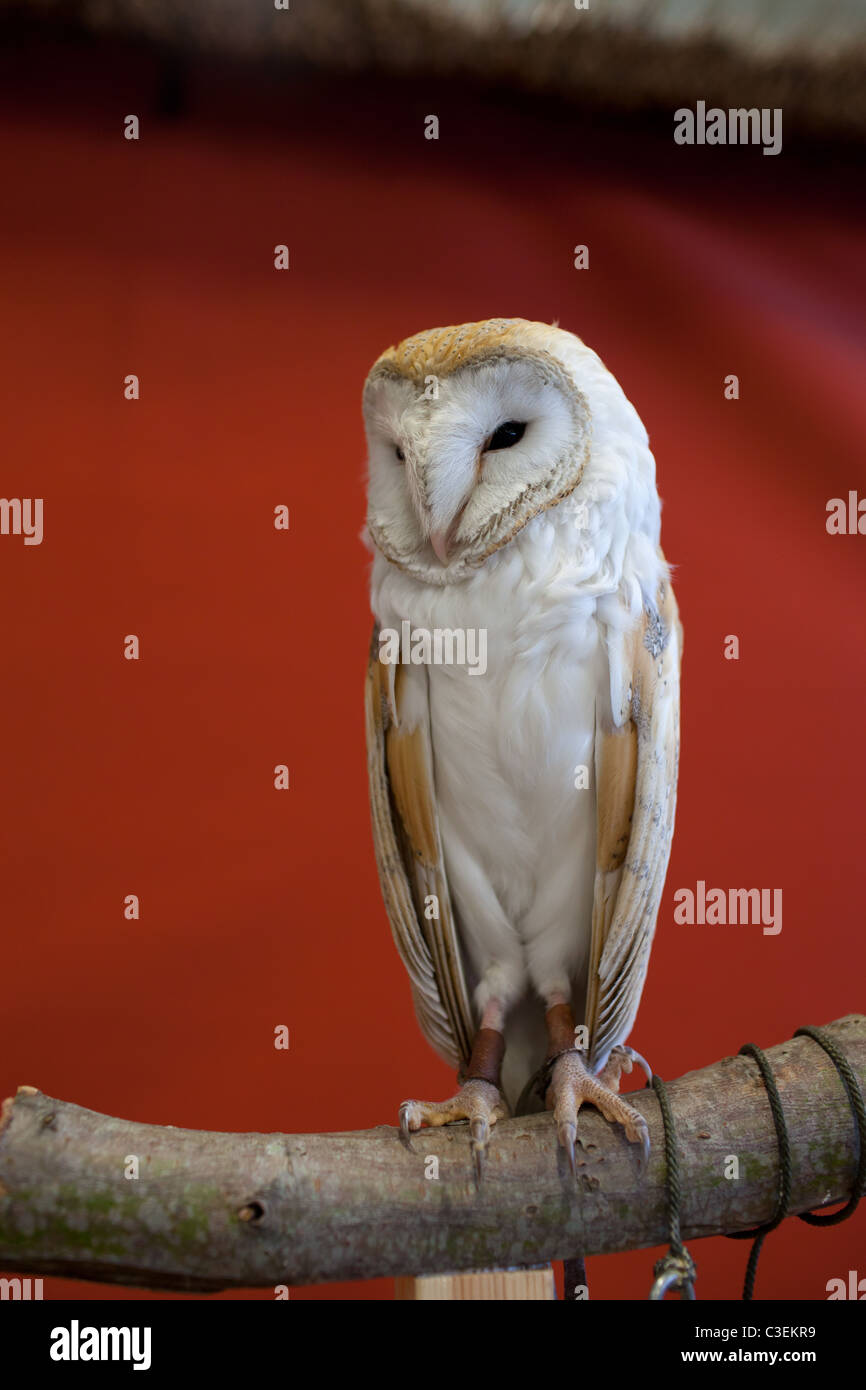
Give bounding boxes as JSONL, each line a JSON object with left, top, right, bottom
{"left": 372, "top": 521, "right": 606, "bottom": 1010}
{"left": 427, "top": 585, "right": 601, "bottom": 928}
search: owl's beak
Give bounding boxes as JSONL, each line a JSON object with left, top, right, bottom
{"left": 430, "top": 529, "right": 452, "bottom": 565}
{"left": 429, "top": 504, "right": 466, "bottom": 565}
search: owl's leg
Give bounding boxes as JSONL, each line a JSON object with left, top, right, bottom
{"left": 543, "top": 1001, "right": 650, "bottom": 1176}
{"left": 399, "top": 1000, "right": 508, "bottom": 1184}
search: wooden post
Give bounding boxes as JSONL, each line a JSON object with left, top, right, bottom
{"left": 395, "top": 1268, "right": 556, "bottom": 1299}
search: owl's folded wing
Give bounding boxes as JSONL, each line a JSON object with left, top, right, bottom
{"left": 585, "top": 573, "right": 683, "bottom": 1072}
{"left": 365, "top": 629, "right": 475, "bottom": 1071}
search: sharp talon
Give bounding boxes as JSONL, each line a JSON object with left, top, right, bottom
{"left": 475, "top": 1139, "right": 489, "bottom": 1184}
{"left": 637, "top": 1122, "right": 650, "bottom": 1176}
{"left": 470, "top": 1117, "right": 489, "bottom": 1186}
{"left": 559, "top": 1122, "right": 577, "bottom": 1177}
{"left": 627, "top": 1048, "right": 653, "bottom": 1086}
{"left": 398, "top": 1103, "right": 414, "bottom": 1151}
{"left": 471, "top": 1139, "right": 486, "bottom": 1187}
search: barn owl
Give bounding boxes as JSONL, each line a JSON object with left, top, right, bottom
{"left": 363, "top": 318, "right": 682, "bottom": 1179}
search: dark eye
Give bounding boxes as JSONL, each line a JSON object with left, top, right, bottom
{"left": 487, "top": 420, "right": 526, "bottom": 451}
{"left": 394, "top": 445, "right": 405, "bottom": 463}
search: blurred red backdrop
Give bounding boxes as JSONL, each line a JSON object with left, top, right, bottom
{"left": 1, "top": 39, "right": 864, "bottom": 1300}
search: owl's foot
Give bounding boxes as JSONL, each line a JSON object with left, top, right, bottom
{"left": 399, "top": 1079, "right": 508, "bottom": 1184}
{"left": 545, "top": 1045, "right": 650, "bottom": 1177}
{"left": 399, "top": 1022, "right": 508, "bottom": 1185}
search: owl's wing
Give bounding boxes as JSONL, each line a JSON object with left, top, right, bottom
{"left": 365, "top": 628, "right": 475, "bottom": 1072}
{"left": 585, "top": 571, "right": 683, "bottom": 1071}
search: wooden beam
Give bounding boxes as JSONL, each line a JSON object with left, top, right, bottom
{"left": 0, "top": 1015, "right": 862, "bottom": 1292}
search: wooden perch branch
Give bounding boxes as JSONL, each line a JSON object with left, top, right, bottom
{"left": 1, "top": 1015, "right": 863, "bottom": 1292}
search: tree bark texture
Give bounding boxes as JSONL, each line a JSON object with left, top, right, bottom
{"left": 0, "top": 1015, "right": 862, "bottom": 1292}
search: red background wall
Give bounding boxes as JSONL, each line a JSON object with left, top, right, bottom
{"left": 1, "top": 40, "right": 864, "bottom": 1300}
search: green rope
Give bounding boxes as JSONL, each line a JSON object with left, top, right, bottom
{"left": 793, "top": 1026, "right": 866, "bottom": 1225}
{"left": 522, "top": 1023, "right": 863, "bottom": 1302}
{"left": 725, "top": 1043, "right": 793, "bottom": 1301}
{"left": 726, "top": 1026, "right": 865, "bottom": 1299}
{"left": 649, "top": 1074, "right": 696, "bottom": 1298}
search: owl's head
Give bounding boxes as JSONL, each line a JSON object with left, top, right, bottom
{"left": 362, "top": 318, "right": 600, "bottom": 585}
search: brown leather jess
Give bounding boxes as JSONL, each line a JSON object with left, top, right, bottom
{"left": 464, "top": 1028, "right": 506, "bottom": 1086}
{"left": 545, "top": 1002, "right": 578, "bottom": 1059}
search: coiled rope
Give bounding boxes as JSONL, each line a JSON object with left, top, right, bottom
{"left": 650, "top": 1024, "right": 865, "bottom": 1300}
